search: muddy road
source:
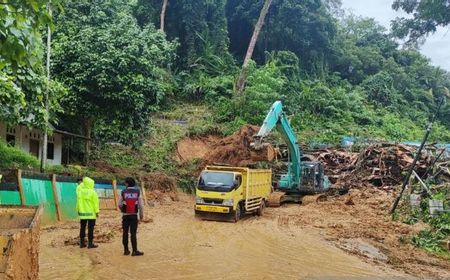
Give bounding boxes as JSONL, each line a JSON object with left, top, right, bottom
{"left": 38, "top": 194, "right": 421, "bottom": 280}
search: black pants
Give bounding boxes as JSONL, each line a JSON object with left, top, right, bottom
{"left": 122, "top": 215, "right": 138, "bottom": 252}
{"left": 80, "top": 219, "right": 96, "bottom": 242}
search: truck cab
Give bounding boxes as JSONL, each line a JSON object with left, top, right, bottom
{"left": 195, "top": 166, "right": 271, "bottom": 222}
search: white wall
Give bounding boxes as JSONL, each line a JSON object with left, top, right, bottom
{"left": 0, "top": 123, "right": 63, "bottom": 165}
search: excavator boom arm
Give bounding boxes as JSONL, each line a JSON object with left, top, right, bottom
{"left": 255, "top": 101, "right": 301, "bottom": 189}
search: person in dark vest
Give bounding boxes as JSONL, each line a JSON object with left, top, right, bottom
{"left": 118, "top": 177, "right": 144, "bottom": 256}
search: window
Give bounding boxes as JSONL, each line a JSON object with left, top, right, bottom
{"left": 29, "top": 139, "right": 39, "bottom": 158}
{"left": 235, "top": 175, "right": 242, "bottom": 186}
{"left": 197, "top": 171, "right": 235, "bottom": 191}
{"left": 47, "top": 143, "right": 54, "bottom": 160}
{"left": 6, "top": 134, "right": 15, "bottom": 146}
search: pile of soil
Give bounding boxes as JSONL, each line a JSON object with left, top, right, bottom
{"left": 270, "top": 188, "right": 450, "bottom": 279}
{"left": 310, "top": 144, "right": 433, "bottom": 189}
{"left": 140, "top": 173, "right": 179, "bottom": 203}
{"left": 89, "top": 160, "right": 129, "bottom": 176}
{"left": 140, "top": 173, "right": 176, "bottom": 192}
{"left": 201, "top": 125, "right": 275, "bottom": 167}
{"left": 175, "top": 136, "right": 219, "bottom": 162}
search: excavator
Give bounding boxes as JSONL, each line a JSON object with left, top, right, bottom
{"left": 252, "top": 101, "right": 330, "bottom": 206}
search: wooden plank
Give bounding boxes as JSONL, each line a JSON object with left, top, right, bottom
{"left": 51, "top": 174, "right": 61, "bottom": 221}
{"left": 412, "top": 170, "right": 432, "bottom": 196}
{"left": 139, "top": 177, "right": 148, "bottom": 206}
{"left": 17, "top": 169, "right": 25, "bottom": 206}
{"left": 112, "top": 179, "right": 119, "bottom": 210}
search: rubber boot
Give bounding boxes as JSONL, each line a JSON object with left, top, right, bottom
{"left": 80, "top": 238, "right": 86, "bottom": 248}
{"left": 88, "top": 241, "right": 98, "bottom": 249}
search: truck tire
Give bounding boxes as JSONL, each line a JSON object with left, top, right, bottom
{"left": 234, "top": 204, "right": 241, "bottom": 222}
{"left": 256, "top": 200, "right": 265, "bottom": 216}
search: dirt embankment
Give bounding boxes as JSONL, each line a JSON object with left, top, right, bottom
{"left": 273, "top": 188, "right": 450, "bottom": 279}
{"left": 176, "top": 125, "right": 275, "bottom": 169}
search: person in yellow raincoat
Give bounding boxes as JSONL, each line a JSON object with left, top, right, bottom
{"left": 76, "top": 177, "right": 99, "bottom": 248}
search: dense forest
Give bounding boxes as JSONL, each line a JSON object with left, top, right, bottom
{"left": 1, "top": 0, "right": 450, "bottom": 151}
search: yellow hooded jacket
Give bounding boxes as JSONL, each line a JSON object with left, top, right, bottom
{"left": 76, "top": 177, "right": 99, "bottom": 220}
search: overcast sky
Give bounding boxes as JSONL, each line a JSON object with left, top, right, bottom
{"left": 341, "top": 0, "right": 450, "bottom": 71}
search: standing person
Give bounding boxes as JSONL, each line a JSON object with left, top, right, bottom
{"left": 76, "top": 177, "right": 83, "bottom": 197}
{"left": 119, "top": 177, "right": 144, "bottom": 256}
{"left": 76, "top": 177, "right": 99, "bottom": 249}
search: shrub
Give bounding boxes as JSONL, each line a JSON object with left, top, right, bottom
{"left": 0, "top": 141, "right": 39, "bottom": 169}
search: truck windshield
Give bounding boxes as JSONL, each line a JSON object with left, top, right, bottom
{"left": 197, "top": 171, "right": 235, "bottom": 191}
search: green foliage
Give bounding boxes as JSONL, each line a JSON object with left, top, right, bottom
{"left": 136, "top": 0, "right": 232, "bottom": 68}
{"left": 412, "top": 228, "right": 448, "bottom": 256}
{"left": 3, "top": 0, "right": 450, "bottom": 161}
{"left": 52, "top": 0, "right": 177, "bottom": 145}
{"left": 412, "top": 211, "right": 450, "bottom": 257}
{"left": 0, "top": 0, "right": 66, "bottom": 128}
{"left": 400, "top": 189, "right": 450, "bottom": 258}
{"left": 392, "top": 0, "right": 450, "bottom": 45}
{"left": 0, "top": 0, "right": 56, "bottom": 70}
{"left": 0, "top": 141, "right": 39, "bottom": 169}
{"left": 361, "top": 71, "right": 398, "bottom": 106}
{"left": 239, "top": 60, "right": 285, "bottom": 123}
{"left": 1, "top": 66, "right": 67, "bottom": 128}
{"left": 226, "top": 0, "right": 337, "bottom": 76}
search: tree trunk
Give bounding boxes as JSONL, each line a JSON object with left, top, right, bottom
{"left": 83, "top": 118, "right": 93, "bottom": 165}
{"left": 236, "top": 0, "right": 273, "bottom": 96}
{"left": 40, "top": 4, "right": 52, "bottom": 172}
{"left": 160, "top": 0, "right": 169, "bottom": 32}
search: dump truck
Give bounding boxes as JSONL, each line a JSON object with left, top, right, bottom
{"left": 195, "top": 166, "right": 272, "bottom": 222}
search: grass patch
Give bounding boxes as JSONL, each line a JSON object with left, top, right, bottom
{"left": 0, "top": 141, "right": 39, "bottom": 169}
{"left": 90, "top": 103, "right": 219, "bottom": 191}
{"left": 400, "top": 188, "right": 450, "bottom": 258}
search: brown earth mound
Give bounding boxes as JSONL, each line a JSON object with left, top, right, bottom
{"left": 89, "top": 160, "right": 129, "bottom": 176}
{"left": 140, "top": 173, "right": 179, "bottom": 203}
{"left": 140, "top": 173, "right": 177, "bottom": 192}
{"left": 274, "top": 187, "right": 450, "bottom": 279}
{"left": 201, "top": 125, "right": 275, "bottom": 167}
{"left": 175, "top": 136, "right": 219, "bottom": 162}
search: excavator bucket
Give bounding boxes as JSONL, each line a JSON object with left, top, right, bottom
{"left": 248, "top": 141, "right": 276, "bottom": 162}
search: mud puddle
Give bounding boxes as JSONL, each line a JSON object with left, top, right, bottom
{"left": 39, "top": 195, "right": 412, "bottom": 280}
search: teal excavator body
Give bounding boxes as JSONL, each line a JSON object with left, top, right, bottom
{"left": 253, "top": 101, "right": 330, "bottom": 195}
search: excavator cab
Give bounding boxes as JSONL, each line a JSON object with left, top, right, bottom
{"left": 300, "top": 162, "right": 329, "bottom": 194}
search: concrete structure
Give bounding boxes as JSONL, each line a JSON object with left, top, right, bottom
{"left": 0, "top": 123, "right": 63, "bottom": 165}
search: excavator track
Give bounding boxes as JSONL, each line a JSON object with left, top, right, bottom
{"left": 268, "top": 191, "right": 286, "bottom": 207}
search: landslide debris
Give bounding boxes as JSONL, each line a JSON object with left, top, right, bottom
{"left": 140, "top": 173, "right": 179, "bottom": 203}
{"left": 271, "top": 187, "right": 450, "bottom": 279}
{"left": 310, "top": 144, "right": 437, "bottom": 189}
{"left": 176, "top": 125, "right": 275, "bottom": 168}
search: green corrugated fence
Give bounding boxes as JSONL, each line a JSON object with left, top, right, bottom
{"left": 56, "top": 181, "right": 78, "bottom": 221}
{"left": 0, "top": 169, "right": 127, "bottom": 224}
{"left": 0, "top": 191, "right": 21, "bottom": 205}
{"left": 22, "top": 177, "right": 57, "bottom": 224}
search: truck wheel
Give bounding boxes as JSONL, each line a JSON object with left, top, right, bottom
{"left": 257, "top": 200, "right": 265, "bottom": 216}
{"left": 234, "top": 204, "right": 241, "bottom": 222}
